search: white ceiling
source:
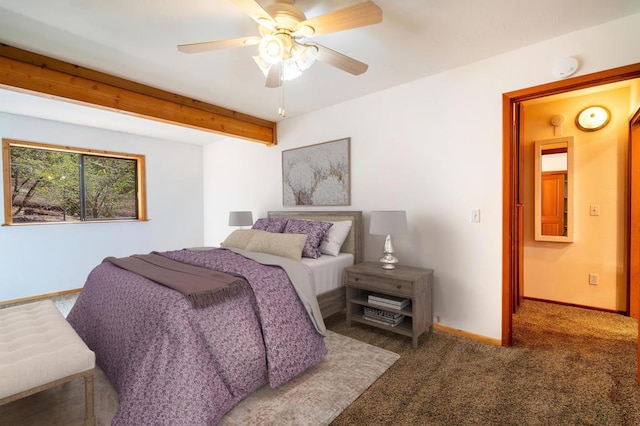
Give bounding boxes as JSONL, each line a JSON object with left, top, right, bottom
{"left": 1, "top": 0, "right": 639, "bottom": 143}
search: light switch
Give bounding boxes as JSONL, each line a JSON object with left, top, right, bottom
{"left": 590, "top": 205, "right": 600, "bottom": 216}
{"left": 471, "top": 209, "right": 480, "bottom": 223}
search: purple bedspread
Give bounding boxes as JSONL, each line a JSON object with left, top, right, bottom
{"left": 67, "top": 248, "right": 326, "bottom": 425}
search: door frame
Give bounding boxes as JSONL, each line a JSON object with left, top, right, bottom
{"left": 502, "top": 62, "right": 640, "bottom": 346}
{"left": 630, "top": 107, "right": 640, "bottom": 382}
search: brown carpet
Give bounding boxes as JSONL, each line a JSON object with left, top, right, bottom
{"left": 327, "top": 300, "right": 640, "bottom": 425}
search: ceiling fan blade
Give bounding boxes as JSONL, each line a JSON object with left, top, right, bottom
{"left": 265, "top": 62, "right": 283, "bottom": 88}
{"left": 298, "top": 1, "right": 382, "bottom": 37}
{"left": 177, "top": 36, "right": 261, "bottom": 53}
{"left": 310, "top": 43, "right": 368, "bottom": 75}
{"left": 231, "top": 0, "right": 276, "bottom": 26}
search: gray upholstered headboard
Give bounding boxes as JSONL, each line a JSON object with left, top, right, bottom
{"left": 267, "top": 211, "right": 363, "bottom": 264}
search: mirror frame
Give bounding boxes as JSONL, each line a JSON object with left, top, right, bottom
{"left": 534, "top": 136, "right": 574, "bottom": 242}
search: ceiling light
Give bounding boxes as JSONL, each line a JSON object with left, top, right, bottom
{"left": 259, "top": 35, "right": 285, "bottom": 64}
{"left": 281, "top": 60, "right": 302, "bottom": 81}
{"left": 291, "top": 44, "right": 318, "bottom": 71}
{"left": 575, "top": 105, "right": 610, "bottom": 132}
{"left": 254, "top": 40, "right": 317, "bottom": 83}
{"left": 253, "top": 56, "right": 303, "bottom": 81}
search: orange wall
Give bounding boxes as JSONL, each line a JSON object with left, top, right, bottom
{"left": 523, "top": 87, "right": 630, "bottom": 311}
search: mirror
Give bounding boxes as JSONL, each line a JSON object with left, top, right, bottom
{"left": 534, "top": 136, "right": 574, "bottom": 242}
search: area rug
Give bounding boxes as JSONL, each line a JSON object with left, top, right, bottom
{"left": 220, "top": 330, "right": 399, "bottom": 425}
{"left": 0, "top": 328, "right": 399, "bottom": 426}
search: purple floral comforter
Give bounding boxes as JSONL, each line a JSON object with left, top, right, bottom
{"left": 67, "top": 248, "right": 326, "bottom": 425}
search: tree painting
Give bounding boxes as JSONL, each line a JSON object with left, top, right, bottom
{"left": 282, "top": 138, "right": 350, "bottom": 206}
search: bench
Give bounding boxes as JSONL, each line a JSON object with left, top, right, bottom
{"left": 0, "top": 299, "right": 96, "bottom": 425}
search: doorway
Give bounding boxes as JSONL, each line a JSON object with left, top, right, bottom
{"left": 502, "top": 64, "right": 640, "bottom": 351}
{"left": 521, "top": 83, "right": 632, "bottom": 309}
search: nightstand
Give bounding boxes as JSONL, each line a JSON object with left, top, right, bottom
{"left": 344, "top": 262, "right": 433, "bottom": 348}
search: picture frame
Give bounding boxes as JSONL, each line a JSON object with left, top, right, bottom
{"left": 282, "top": 138, "right": 351, "bottom": 206}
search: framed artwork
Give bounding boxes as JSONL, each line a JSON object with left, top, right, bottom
{"left": 282, "top": 138, "right": 350, "bottom": 206}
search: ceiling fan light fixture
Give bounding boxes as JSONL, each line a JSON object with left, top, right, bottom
{"left": 253, "top": 55, "right": 302, "bottom": 82}
{"left": 282, "top": 59, "right": 302, "bottom": 81}
{"left": 178, "top": 0, "right": 383, "bottom": 94}
{"left": 291, "top": 43, "right": 318, "bottom": 71}
{"left": 259, "top": 34, "right": 285, "bottom": 64}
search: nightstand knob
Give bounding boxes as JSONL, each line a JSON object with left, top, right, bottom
{"left": 354, "top": 277, "right": 359, "bottom": 282}
{"left": 397, "top": 285, "right": 402, "bottom": 289}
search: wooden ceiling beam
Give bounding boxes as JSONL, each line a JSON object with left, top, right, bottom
{"left": 0, "top": 44, "right": 276, "bottom": 146}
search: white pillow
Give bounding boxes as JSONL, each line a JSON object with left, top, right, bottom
{"left": 319, "top": 220, "right": 352, "bottom": 256}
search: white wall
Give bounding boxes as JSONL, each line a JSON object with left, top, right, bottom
{"left": 203, "top": 13, "right": 640, "bottom": 340}
{"left": 0, "top": 113, "right": 204, "bottom": 301}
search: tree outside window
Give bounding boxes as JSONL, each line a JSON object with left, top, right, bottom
{"left": 3, "top": 139, "right": 146, "bottom": 224}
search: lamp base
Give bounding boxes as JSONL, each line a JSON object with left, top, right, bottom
{"left": 379, "top": 252, "right": 399, "bottom": 270}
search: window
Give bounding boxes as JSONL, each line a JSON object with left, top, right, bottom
{"left": 2, "top": 139, "right": 147, "bottom": 225}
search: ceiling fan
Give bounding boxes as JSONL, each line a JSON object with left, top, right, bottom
{"left": 177, "top": 0, "right": 383, "bottom": 88}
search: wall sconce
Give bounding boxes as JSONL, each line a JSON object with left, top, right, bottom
{"left": 228, "top": 211, "right": 253, "bottom": 228}
{"left": 576, "top": 105, "right": 610, "bottom": 132}
{"left": 550, "top": 114, "right": 565, "bottom": 137}
{"left": 369, "top": 210, "right": 408, "bottom": 270}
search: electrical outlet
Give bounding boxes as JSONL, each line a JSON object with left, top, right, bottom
{"left": 589, "top": 273, "right": 599, "bottom": 285}
{"left": 471, "top": 209, "right": 480, "bottom": 223}
{"left": 436, "top": 315, "right": 441, "bottom": 323}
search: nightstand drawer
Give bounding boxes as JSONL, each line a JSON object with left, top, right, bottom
{"left": 346, "top": 273, "right": 413, "bottom": 297}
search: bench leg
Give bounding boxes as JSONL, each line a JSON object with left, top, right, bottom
{"left": 84, "top": 371, "right": 95, "bottom": 426}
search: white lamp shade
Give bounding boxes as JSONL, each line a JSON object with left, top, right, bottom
{"left": 228, "top": 211, "right": 253, "bottom": 226}
{"left": 369, "top": 211, "right": 408, "bottom": 235}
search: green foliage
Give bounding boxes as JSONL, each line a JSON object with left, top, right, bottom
{"left": 10, "top": 146, "right": 137, "bottom": 222}
{"left": 84, "top": 156, "right": 136, "bottom": 219}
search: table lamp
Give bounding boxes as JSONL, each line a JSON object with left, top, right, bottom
{"left": 228, "top": 211, "right": 253, "bottom": 228}
{"left": 369, "top": 210, "right": 408, "bottom": 270}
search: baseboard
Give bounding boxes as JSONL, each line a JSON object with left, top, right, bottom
{"left": 523, "top": 297, "right": 624, "bottom": 315}
{"left": 0, "top": 288, "right": 82, "bottom": 307}
{"left": 433, "top": 323, "right": 502, "bottom": 346}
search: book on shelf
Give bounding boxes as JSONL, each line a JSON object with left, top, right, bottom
{"left": 363, "top": 306, "right": 404, "bottom": 320}
{"left": 368, "top": 299, "right": 407, "bottom": 311}
{"left": 363, "top": 314, "right": 405, "bottom": 327}
{"left": 367, "top": 292, "right": 410, "bottom": 309}
{"left": 364, "top": 313, "right": 405, "bottom": 324}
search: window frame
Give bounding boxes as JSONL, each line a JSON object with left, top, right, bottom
{"left": 2, "top": 138, "right": 147, "bottom": 225}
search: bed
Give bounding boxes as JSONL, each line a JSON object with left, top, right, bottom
{"left": 67, "top": 210, "right": 362, "bottom": 425}
{"left": 268, "top": 210, "right": 363, "bottom": 318}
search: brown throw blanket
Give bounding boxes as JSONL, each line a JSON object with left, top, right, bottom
{"left": 104, "top": 252, "right": 247, "bottom": 308}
